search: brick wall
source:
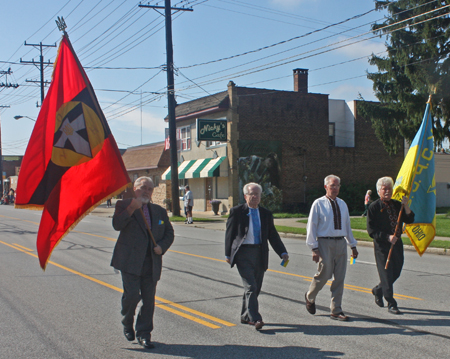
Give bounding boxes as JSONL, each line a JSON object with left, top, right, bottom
{"left": 234, "top": 88, "right": 404, "bottom": 208}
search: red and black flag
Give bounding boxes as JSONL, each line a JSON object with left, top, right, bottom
{"left": 15, "top": 33, "right": 131, "bottom": 270}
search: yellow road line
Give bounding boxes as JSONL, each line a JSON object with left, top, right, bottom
{"left": 169, "top": 249, "right": 227, "bottom": 263}
{"left": 156, "top": 296, "right": 235, "bottom": 327}
{"left": 11, "top": 243, "right": 33, "bottom": 251}
{"left": 1, "top": 216, "right": 423, "bottom": 302}
{"left": 0, "top": 214, "right": 40, "bottom": 225}
{"left": 169, "top": 249, "right": 423, "bottom": 301}
{"left": 156, "top": 304, "right": 220, "bottom": 329}
{"left": 0, "top": 239, "right": 233, "bottom": 329}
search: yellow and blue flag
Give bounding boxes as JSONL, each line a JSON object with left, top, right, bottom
{"left": 393, "top": 98, "right": 436, "bottom": 256}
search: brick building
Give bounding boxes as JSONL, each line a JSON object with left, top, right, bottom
{"left": 121, "top": 142, "right": 170, "bottom": 208}
{"left": 161, "top": 69, "right": 404, "bottom": 213}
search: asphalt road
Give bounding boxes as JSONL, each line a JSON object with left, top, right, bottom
{"left": 1, "top": 204, "right": 449, "bottom": 359}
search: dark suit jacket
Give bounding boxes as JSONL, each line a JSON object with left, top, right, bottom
{"left": 367, "top": 198, "right": 415, "bottom": 253}
{"left": 225, "top": 203, "right": 287, "bottom": 270}
{"left": 111, "top": 199, "right": 174, "bottom": 281}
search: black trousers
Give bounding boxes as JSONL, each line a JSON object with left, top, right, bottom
{"left": 373, "top": 241, "right": 404, "bottom": 308}
{"left": 235, "top": 246, "right": 264, "bottom": 322}
{"left": 120, "top": 256, "right": 156, "bottom": 339}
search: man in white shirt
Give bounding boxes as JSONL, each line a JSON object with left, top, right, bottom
{"left": 305, "top": 175, "right": 358, "bottom": 321}
{"left": 184, "top": 185, "right": 194, "bottom": 224}
{"left": 225, "top": 182, "right": 289, "bottom": 330}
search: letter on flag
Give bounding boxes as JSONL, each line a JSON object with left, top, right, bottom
{"left": 15, "top": 33, "right": 131, "bottom": 269}
{"left": 393, "top": 98, "right": 436, "bottom": 256}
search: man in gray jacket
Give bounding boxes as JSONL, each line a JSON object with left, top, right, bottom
{"left": 111, "top": 177, "right": 174, "bottom": 349}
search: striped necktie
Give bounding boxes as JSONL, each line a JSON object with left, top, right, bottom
{"left": 142, "top": 204, "right": 152, "bottom": 229}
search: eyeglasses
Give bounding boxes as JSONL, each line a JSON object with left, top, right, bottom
{"left": 328, "top": 185, "right": 340, "bottom": 189}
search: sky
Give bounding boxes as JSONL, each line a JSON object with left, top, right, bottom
{"left": 0, "top": 0, "right": 390, "bottom": 156}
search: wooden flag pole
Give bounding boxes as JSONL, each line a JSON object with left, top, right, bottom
{"left": 385, "top": 204, "right": 404, "bottom": 270}
{"left": 139, "top": 208, "right": 158, "bottom": 247}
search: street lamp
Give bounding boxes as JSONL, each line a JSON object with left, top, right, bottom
{"left": 14, "top": 115, "right": 36, "bottom": 122}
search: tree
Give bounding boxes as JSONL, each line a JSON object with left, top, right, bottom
{"left": 359, "top": 0, "right": 450, "bottom": 154}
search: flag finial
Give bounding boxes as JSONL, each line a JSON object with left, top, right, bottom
{"left": 56, "top": 16, "right": 67, "bottom": 35}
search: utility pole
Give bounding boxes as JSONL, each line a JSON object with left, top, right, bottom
{"left": 0, "top": 68, "right": 19, "bottom": 89}
{"left": 139, "top": 1, "right": 193, "bottom": 217}
{"left": 0, "top": 105, "right": 10, "bottom": 195}
{"left": 20, "top": 41, "right": 56, "bottom": 106}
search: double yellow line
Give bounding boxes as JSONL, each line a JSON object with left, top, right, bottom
{"left": 168, "top": 249, "right": 422, "bottom": 301}
{"left": 0, "top": 239, "right": 235, "bottom": 329}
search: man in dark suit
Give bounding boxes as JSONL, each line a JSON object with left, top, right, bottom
{"left": 111, "top": 177, "right": 174, "bottom": 349}
{"left": 225, "top": 182, "right": 289, "bottom": 330}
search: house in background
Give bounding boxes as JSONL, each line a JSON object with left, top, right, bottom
{"left": 1, "top": 155, "right": 23, "bottom": 193}
{"left": 160, "top": 69, "right": 406, "bottom": 213}
{"left": 121, "top": 141, "right": 170, "bottom": 207}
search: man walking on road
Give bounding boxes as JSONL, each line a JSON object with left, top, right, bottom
{"left": 305, "top": 175, "right": 358, "bottom": 321}
{"left": 111, "top": 177, "right": 174, "bottom": 349}
{"left": 225, "top": 182, "right": 289, "bottom": 330}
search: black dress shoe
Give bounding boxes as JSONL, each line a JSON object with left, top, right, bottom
{"left": 137, "top": 337, "right": 155, "bottom": 349}
{"left": 372, "top": 288, "right": 384, "bottom": 308}
{"left": 240, "top": 319, "right": 256, "bottom": 325}
{"left": 123, "top": 327, "right": 135, "bottom": 341}
{"left": 388, "top": 306, "right": 401, "bottom": 315}
{"left": 305, "top": 292, "right": 316, "bottom": 315}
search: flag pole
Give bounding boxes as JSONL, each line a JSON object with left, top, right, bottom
{"left": 385, "top": 94, "right": 433, "bottom": 269}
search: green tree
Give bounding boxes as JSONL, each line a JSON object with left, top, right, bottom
{"left": 359, "top": 0, "right": 450, "bottom": 154}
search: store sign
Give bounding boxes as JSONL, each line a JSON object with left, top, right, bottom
{"left": 196, "top": 118, "right": 227, "bottom": 141}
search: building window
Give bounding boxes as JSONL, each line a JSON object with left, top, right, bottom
{"left": 206, "top": 140, "right": 222, "bottom": 147}
{"left": 133, "top": 173, "right": 138, "bottom": 182}
{"left": 154, "top": 175, "right": 160, "bottom": 187}
{"left": 329, "top": 123, "right": 335, "bottom": 147}
{"left": 177, "top": 126, "right": 191, "bottom": 151}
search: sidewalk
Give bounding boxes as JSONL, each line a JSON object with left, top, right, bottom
{"left": 90, "top": 204, "right": 449, "bottom": 255}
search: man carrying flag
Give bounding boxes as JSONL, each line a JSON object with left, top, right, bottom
{"left": 367, "top": 96, "right": 436, "bottom": 314}
{"left": 15, "top": 19, "right": 130, "bottom": 270}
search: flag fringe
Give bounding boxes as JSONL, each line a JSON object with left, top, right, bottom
{"left": 14, "top": 204, "right": 44, "bottom": 210}
{"left": 40, "top": 182, "right": 131, "bottom": 270}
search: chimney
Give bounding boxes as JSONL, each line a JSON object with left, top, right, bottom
{"left": 293, "top": 68, "right": 308, "bottom": 93}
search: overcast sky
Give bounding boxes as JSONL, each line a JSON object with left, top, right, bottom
{"left": 0, "top": 0, "right": 389, "bottom": 156}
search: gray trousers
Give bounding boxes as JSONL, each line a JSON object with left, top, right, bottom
{"left": 121, "top": 256, "right": 156, "bottom": 340}
{"left": 306, "top": 238, "right": 348, "bottom": 314}
{"left": 235, "top": 246, "right": 264, "bottom": 322}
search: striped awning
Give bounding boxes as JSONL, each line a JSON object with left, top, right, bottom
{"left": 161, "top": 157, "right": 227, "bottom": 180}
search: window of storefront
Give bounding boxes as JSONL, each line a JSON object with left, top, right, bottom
{"left": 177, "top": 126, "right": 191, "bottom": 151}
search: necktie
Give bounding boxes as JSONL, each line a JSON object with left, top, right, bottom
{"left": 250, "top": 208, "right": 260, "bottom": 244}
{"left": 142, "top": 204, "right": 152, "bottom": 229}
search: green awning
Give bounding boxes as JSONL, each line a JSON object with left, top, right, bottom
{"left": 162, "top": 157, "right": 227, "bottom": 180}
{"left": 161, "top": 160, "right": 195, "bottom": 180}
{"left": 200, "top": 156, "right": 227, "bottom": 177}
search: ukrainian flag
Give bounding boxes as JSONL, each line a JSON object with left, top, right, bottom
{"left": 393, "top": 97, "right": 436, "bottom": 256}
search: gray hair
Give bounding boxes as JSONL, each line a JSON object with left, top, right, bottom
{"left": 134, "top": 176, "right": 154, "bottom": 189}
{"left": 324, "top": 174, "right": 340, "bottom": 186}
{"left": 243, "top": 182, "right": 262, "bottom": 195}
{"left": 366, "top": 190, "right": 372, "bottom": 195}
{"left": 376, "top": 177, "right": 394, "bottom": 192}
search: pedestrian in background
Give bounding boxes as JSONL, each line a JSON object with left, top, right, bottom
{"left": 361, "top": 190, "right": 372, "bottom": 217}
{"left": 184, "top": 185, "right": 194, "bottom": 224}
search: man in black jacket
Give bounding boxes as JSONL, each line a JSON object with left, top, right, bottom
{"left": 225, "top": 182, "right": 289, "bottom": 330}
{"left": 111, "top": 177, "right": 174, "bottom": 348}
{"left": 367, "top": 176, "right": 414, "bottom": 314}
